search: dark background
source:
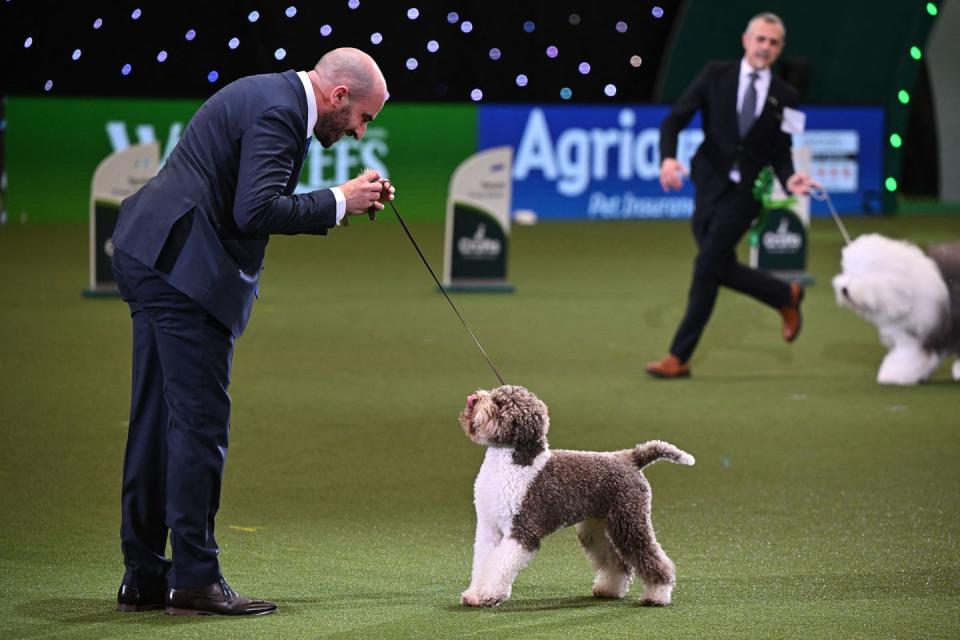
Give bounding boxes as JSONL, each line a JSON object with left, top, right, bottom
{"left": 1, "top": 0, "right": 681, "bottom": 102}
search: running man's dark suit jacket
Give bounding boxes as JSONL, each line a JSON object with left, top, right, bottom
{"left": 113, "top": 70, "right": 336, "bottom": 337}
{"left": 659, "top": 59, "right": 798, "bottom": 211}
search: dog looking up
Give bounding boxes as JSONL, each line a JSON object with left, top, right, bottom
{"left": 458, "top": 385, "right": 694, "bottom": 608}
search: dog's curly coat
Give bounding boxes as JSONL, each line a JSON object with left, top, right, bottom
{"left": 458, "top": 384, "right": 694, "bottom": 608}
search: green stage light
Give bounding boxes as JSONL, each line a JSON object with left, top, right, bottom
{"left": 910, "top": 46, "right": 922, "bottom": 60}
{"left": 926, "top": 2, "right": 938, "bottom": 16}
{"left": 898, "top": 90, "right": 910, "bottom": 104}
{"left": 889, "top": 133, "right": 903, "bottom": 148}
{"left": 885, "top": 177, "right": 898, "bottom": 192}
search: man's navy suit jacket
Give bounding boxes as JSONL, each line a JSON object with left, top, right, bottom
{"left": 659, "top": 60, "right": 798, "bottom": 208}
{"left": 113, "top": 70, "right": 337, "bottom": 337}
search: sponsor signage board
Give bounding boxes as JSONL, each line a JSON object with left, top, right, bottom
{"left": 443, "top": 146, "right": 514, "bottom": 291}
{"left": 6, "top": 97, "right": 882, "bottom": 224}
{"left": 749, "top": 208, "right": 809, "bottom": 280}
{"left": 477, "top": 104, "right": 884, "bottom": 220}
{"left": 5, "top": 98, "right": 475, "bottom": 223}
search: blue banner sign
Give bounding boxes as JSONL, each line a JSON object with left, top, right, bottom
{"left": 478, "top": 105, "right": 883, "bottom": 220}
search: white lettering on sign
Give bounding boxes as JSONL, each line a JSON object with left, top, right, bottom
{"left": 458, "top": 224, "right": 502, "bottom": 258}
{"left": 105, "top": 121, "right": 390, "bottom": 192}
{"left": 587, "top": 192, "right": 694, "bottom": 219}
{"left": 762, "top": 218, "right": 803, "bottom": 252}
{"left": 106, "top": 121, "right": 182, "bottom": 165}
{"left": 513, "top": 108, "right": 703, "bottom": 197}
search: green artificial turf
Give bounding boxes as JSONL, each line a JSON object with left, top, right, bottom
{"left": 1, "top": 213, "right": 958, "bottom": 639}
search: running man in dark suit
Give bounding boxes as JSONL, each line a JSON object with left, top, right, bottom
{"left": 646, "top": 13, "right": 817, "bottom": 379}
{"left": 111, "top": 48, "right": 394, "bottom": 615}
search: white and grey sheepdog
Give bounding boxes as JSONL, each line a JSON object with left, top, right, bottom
{"left": 832, "top": 233, "right": 960, "bottom": 385}
{"left": 458, "top": 385, "right": 694, "bottom": 608}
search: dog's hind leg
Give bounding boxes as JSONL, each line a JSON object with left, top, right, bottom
{"left": 576, "top": 518, "right": 633, "bottom": 598}
{"left": 952, "top": 358, "right": 960, "bottom": 381}
{"left": 607, "top": 505, "right": 676, "bottom": 606}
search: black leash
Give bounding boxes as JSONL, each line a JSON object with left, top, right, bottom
{"left": 387, "top": 199, "right": 507, "bottom": 385}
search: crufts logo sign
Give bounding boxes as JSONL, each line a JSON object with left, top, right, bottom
{"left": 104, "top": 122, "right": 390, "bottom": 192}
{"left": 763, "top": 216, "right": 803, "bottom": 252}
{"left": 458, "top": 223, "right": 502, "bottom": 259}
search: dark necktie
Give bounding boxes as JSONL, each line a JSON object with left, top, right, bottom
{"left": 303, "top": 137, "right": 312, "bottom": 162}
{"left": 738, "top": 71, "right": 759, "bottom": 137}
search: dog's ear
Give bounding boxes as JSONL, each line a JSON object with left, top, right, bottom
{"left": 510, "top": 410, "right": 547, "bottom": 466}
{"left": 494, "top": 389, "right": 549, "bottom": 466}
{"left": 490, "top": 385, "right": 550, "bottom": 466}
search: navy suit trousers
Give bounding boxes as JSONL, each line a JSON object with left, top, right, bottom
{"left": 669, "top": 183, "right": 791, "bottom": 362}
{"left": 113, "top": 249, "right": 234, "bottom": 589}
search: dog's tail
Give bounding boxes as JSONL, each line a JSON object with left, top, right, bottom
{"left": 632, "top": 440, "right": 695, "bottom": 469}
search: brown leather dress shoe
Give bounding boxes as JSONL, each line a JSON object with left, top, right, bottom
{"left": 165, "top": 577, "right": 278, "bottom": 616}
{"left": 780, "top": 282, "right": 805, "bottom": 343}
{"left": 645, "top": 354, "right": 691, "bottom": 379}
{"left": 117, "top": 582, "right": 166, "bottom": 612}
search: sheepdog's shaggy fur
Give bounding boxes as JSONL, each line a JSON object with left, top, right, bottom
{"left": 832, "top": 233, "right": 960, "bottom": 385}
{"left": 458, "top": 385, "right": 694, "bottom": 608}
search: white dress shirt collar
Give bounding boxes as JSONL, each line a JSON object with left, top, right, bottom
{"left": 297, "top": 71, "right": 346, "bottom": 223}
{"left": 296, "top": 71, "right": 318, "bottom": 141}
{"left": 740, "top": 57, "right": 772, "bottom": 83}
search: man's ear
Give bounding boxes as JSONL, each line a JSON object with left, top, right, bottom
{"left": 331, "top": 85, "right": 349, "bottom": 106}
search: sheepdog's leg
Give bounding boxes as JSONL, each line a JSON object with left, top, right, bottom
{"left": 952, "top": 358, "right": 960, "bottom": 381}
{"left": 607, "top": 504, "right": 676, "bottom": 606}
{"left": 576, "top": 518, "right": 633, "bottom": 598}
{"left": 877, "top": 343, "right": 940, "bottom": 385}
{"left": 461, "top": 536, "right": 535, "bottom": 608}
{"left": 461, "top": 521, "right": 502, "bottom": 603}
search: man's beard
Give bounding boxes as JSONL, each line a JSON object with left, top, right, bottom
{"left": 314, "top": 105, "right": 352, "bottom": 148}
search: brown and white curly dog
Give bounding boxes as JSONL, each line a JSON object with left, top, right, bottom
{"left": 458, "top": 384, "right": 695, "bottom": 608}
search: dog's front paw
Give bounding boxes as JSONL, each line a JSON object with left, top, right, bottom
{"left": 877, "top": 370, "right": 921, "bottom": 386}
{"left": 639, "top": 597, "right": 669, "bottom": 607}
{"left": 639, "top": 583, "right": 673, "bottom": 607}
{"left": 461, "top": 590, "right": 505, "bottom": 608}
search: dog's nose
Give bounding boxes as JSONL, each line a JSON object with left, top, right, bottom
{"left": 842, "top": 286, "right": 849, "bottom": 298}
{"left": 466, "top": 394, "right": 477, "bottom": 412}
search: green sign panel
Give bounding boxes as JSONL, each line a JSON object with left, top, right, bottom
{"left": 749, "top": 208, "right": 808, "bottom": 275}
{"left": 5, "top": 97, "right": 477, "bottom": 223}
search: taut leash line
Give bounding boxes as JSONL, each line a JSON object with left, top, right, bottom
{"left": 810, "top": 187, "right": 851, "bottom": 246}
{"left": 387, "top": 200, "right": 507, "bottom": 386}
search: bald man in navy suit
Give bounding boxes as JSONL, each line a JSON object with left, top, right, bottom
{"left": 111, "top": 47, "right": 394, "bottom": 616}
{"left": 646, "top": 13, "right": 818, "bottom": 379}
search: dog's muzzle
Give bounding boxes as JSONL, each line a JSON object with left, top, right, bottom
{"left": 462, "top": 394, "right": 479, "bottom": 436}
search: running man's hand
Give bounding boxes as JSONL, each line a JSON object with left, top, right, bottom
{"left": 659, "top": 157, "right": 687, "bottom": 192}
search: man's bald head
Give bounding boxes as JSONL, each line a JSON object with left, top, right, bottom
{"left": 308, "top": 48, "right": 388, "bottom": 147}
{"left": 314, "top": 47, "right": 387, "bottom": 100}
